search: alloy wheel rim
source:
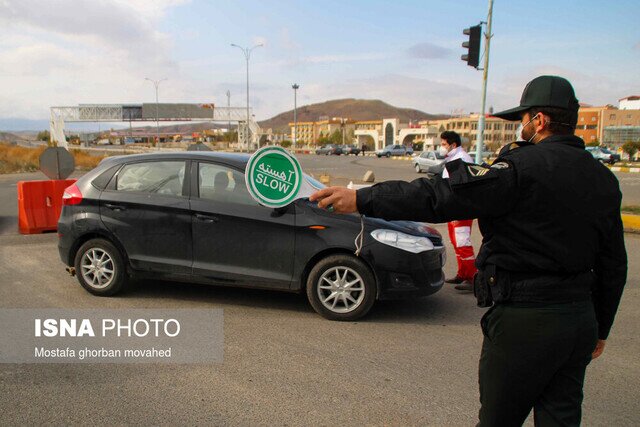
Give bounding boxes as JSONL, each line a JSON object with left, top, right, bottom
{"left": 317, "top": 266, "right": 365, "bottom": 313}
{"left": 81, "top": 248, "right": 115, "bottom": 289}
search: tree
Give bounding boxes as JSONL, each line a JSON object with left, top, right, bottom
{"left": 37, "top": 130, "right": 50, "bottom": 142}
{"left": 317, "top": 135, "right": 331, "bottom": 146}
{"left": 329, "top": 130, "right": 343, "bottom": 145}
{"left": 223, "top": 130, "right": 237, "bottom": 142}
{"left": 280, "top": 140, "right": 292, "bottom": 148}
{"left": 621, "top": 141, "right": 640, "bottom": 161}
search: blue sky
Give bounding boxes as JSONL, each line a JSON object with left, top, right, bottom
{"left": 0, "top": 0, "right": 638, "bottom": 127}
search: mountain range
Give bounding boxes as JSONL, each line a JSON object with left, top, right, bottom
{"left": 258, "top": 99, "right": 447, "bottom": 132}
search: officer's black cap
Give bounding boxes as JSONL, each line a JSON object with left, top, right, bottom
{"left": 493, "top": 75, "right": 580, "bottom": 121}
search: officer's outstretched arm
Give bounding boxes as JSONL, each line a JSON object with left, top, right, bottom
{"left": 355, "top": 159, "right": 518, "bottom": 223}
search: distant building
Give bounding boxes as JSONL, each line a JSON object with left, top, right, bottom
{"left": 619, "top": 96, "right": 640, "bottom": 110}
{"left": 419, "top": 114, "right": 519, "bottom": 151}
{"left": 575, "top": 106, "right": 613, "bottom": 143}
{"left": 602, "top": 108, "right": 640, "bottom": 145}
{"left": 289, "top": 117, "right": 355, "bottom": 145}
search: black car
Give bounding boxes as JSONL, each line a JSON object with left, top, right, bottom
{"left": 341, "top": 145, "right": 361, "bottom": 155}
{"left": 58, "top": 152, "right": 445, "bottom": 320}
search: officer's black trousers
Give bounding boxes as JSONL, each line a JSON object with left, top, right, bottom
{"left": 478, "top": 301, "right": 598, "bottom": 427}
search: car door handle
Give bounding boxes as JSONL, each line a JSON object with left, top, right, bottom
{"left": 104, "top": 203, "right": 126, "bottom": 211}
{"left": 195, "top": 213, "right": 219, "bottom": 223}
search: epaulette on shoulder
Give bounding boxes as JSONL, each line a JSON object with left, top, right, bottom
{"left": 498, "top": 140, "right": 534, "bottom": 157}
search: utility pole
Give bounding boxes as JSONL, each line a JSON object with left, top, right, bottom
{"left": 145, "top": 77, "right": 167, "bottom": 149}
{"left": 292, "top": 83, "right": 299, "bottom": 148}
{"left": 231, "top": 43, "right": 263, "bottom": 152}
{"left": 226, "top": 90, "right": 231, "bottom": 135}
{"left": 476, "top": 0, "right": 494, "bottom": 164}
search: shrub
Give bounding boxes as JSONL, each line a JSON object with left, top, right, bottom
{"left": 0, "top": 143, "right": 105, "bottom": 174}
{"left": 621, "top": 141, "right": 640, "bottom": 160}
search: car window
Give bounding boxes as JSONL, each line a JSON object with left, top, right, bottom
{"left": 198, "top": 163, "right": 256, "bottom": 206}
{"left": 116, "top": 161, "right": 185, "bottom": 196}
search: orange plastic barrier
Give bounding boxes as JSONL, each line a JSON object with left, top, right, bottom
{"left": 17, "top": 179, "right": 77, "bottom": 234}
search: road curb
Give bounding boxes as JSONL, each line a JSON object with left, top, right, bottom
{"left": 622, "top": 214, "right": 640, "bottom": 233}
{"left": 610, "top": 166, "right": 640, "bottom": 173}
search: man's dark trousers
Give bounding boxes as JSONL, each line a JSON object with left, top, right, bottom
{"left": 478, "top": 301, "right": 598, "bottom": 426}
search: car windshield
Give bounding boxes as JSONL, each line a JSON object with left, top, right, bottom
{"left": 435, "top": 152, "right": 446, "bottom": 159}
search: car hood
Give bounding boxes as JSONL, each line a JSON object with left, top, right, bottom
{"left": 299, "top": 200, "right": 442, "bottom": 245}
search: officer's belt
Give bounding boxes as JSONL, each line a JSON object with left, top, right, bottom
{"left": 476, "top": 266, "right": 594, "bottom": 306}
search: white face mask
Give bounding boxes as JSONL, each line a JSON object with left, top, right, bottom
{"left": 515, "top": 124, "right": 525, "bottom": 141}
{"left": 438, "top": 146, "right": 449, "bottom": 156}
{"left": 520, "top": 113, "right": 540, "bottom": 143}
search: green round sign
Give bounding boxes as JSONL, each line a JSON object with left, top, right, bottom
{"left": 246, "top": 146, "right": 303, "bottom": 208}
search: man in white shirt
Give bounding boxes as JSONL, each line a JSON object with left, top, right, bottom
{"left": 440, "top": 131, "right": 477, "bottom": 291}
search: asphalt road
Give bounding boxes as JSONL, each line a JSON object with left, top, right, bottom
{"left": 0, "top": 157, "right": 639, "bottom": 426}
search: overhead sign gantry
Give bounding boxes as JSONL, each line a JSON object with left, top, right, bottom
{"left": 49, "top": 103, "right": 261, "bottom": 149}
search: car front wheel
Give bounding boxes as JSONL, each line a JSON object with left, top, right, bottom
{"left": 415, "top": 164, "right": 421, "bottom": 173}
{"left": 74, "top": 238, "right": 127, "bottom": 296}
{"left": 306, "top": 254, "right": 376, "bottom": 321}
{"left": 385, "top": 152, "right": 391, "bottom": 158}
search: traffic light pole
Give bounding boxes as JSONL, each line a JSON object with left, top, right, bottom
{"left": 475, "top": 0, "right": 494, "bottom": 165}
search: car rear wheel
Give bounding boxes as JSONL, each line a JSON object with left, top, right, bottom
{"left": 385, "top": 152, "right": 391, "bottom": 158}
{"left": 306, "top": 254, "right": 376, "bottom": 321}
{"left": 74, "top": 238, "right": 127, "bottom": 296}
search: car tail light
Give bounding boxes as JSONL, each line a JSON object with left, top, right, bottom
{"left": 62, "top": 184, "right": 83, "bottom": 205}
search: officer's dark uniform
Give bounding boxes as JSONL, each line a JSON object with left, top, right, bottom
{"left": 354, "top": 77, "right": 627, "bottom": 426}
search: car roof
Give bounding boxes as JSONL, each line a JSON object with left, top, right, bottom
{"left": 100, "top": 151, "right": 251, "bottom": 169}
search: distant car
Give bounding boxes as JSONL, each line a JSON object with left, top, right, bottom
{"left": 376, "top": 144, "right": 414, "bottom": 158}
{"left": 600, "top": 147, "right": 621, "bottom": 163}
{"left": 468, "top": 150, "right": 494, "bottom": 161}
{"left": 586, "top": 147, "right": 616, "bottom": 165}
{"left": 315, "top": 144, "right": 343, "bottom": 155}
{"left": 58, "top": 152, "right": 446, "bottom": 321}
{"left": 413, "top": 151, "right": 446, "bottom": 174}
{"left": 341, "top": 145, "right": 361, "bottom": 156}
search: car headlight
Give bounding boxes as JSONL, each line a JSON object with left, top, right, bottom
{"left": 370, "top": 229, "right": 436, "bottom": 254}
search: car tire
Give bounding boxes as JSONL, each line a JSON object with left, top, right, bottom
{"left": 306, "top": 254, "right": 376, "bottom": 321}
{"left": 386, "top": 152, "right": 391, "bottom": 158}
{"left": 74, "top": 238, "right": 127, "bottom": 296}
{"left": 415, "top": 164, "right": 421, "bottom": 173}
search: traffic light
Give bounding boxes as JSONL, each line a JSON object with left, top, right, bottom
{"left": 461, "top": 25, "right": 482, "bottom": 68}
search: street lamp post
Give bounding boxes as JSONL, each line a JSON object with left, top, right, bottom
{"left": 145, "top": 77, "right": 167, "bottom": 149}
{"left": 231, "top": 43, "right": 263, "bottom": 152}
{"left": 292, "top": 83, "right": 299, "bottom": 148}
{"left": 226, "top": 90, "right": 231, "bottom": 135}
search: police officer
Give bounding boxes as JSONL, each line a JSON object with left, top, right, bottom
{"left": 310, "top": 75, "right": 627, "bottom": 426}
